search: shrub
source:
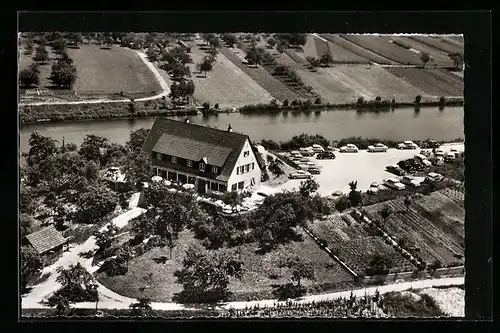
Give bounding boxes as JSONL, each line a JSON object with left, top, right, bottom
{"left": 314, "top": 97, "right": 322, "bottom": 105}
{"left": 439, "top": 96, "right": 446, "bottom": 105}
{"left": 303, "top": 100, "right": 313, "bottom": 109}
{"left": 260, "top": 139, "right": 281, "bottom": 151}
{"left": 202, "top": 102, "right": 210, "bottom": 110}
{"left": 357, "top": 97, "right": 365, "bottom": 105}
{"left": 335, "top": 196, "right": 351, "bottom": 212}
{"left": 415, "top": 95, "right": 422, "bottom": 104}
{"left": 214, "top": 103, "right": 219, "bottom": 109}
{"left": 98, "top": 257, "right": 128, "bottom": 276}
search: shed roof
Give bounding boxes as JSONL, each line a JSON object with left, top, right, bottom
{"left": 24, "top": 225, "right": 67, "bottom": 254}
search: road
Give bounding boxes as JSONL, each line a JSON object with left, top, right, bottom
{"left": 19, "top": 50, "right": 170, "bottom": 107}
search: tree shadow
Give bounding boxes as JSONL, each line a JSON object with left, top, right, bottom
{"left": 151, "top": 256, "right": 169, "bottom": 264}
{"left": 172, "top": 290, "right": 232, "bottom": 305}
{"left": 271, "top": 283, "right": 306, "bottom": 301}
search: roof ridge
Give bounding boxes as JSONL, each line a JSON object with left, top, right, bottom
{"left": 158, "top": 117, "right": 248, "bottom": 138}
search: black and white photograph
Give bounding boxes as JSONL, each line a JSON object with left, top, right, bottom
{"left": 17, "top": 12, "right": 488, "bottom": 320}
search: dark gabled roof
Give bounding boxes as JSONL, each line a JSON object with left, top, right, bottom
{"left": 152, "top": 133, "right": 232, "bottom": 167}
{"left": 24, "top": 225, "right": 67, "bottom": 254}
{"left": 142, "top": 118, "right": 250, "bottom": 180}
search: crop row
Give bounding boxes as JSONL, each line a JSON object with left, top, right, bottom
{"left": 408, "top": 36, "right": 463, "bottom": 55}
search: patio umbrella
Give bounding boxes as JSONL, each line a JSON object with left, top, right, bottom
{"left": 151, "top": 176, "right": 163, "bottom": 182}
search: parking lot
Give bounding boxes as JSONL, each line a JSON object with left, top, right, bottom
{"left": 264, "top": 143, "right": 464, "bottom": 197}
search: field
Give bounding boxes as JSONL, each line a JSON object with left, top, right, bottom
{"left": 408, "top": 36, "right": 463, "bottom": 55}
{"left": 338, "top": 35, "right": 423, "bottom": 66}
{"left": 96, "top": 228, "right": 356, "bottom": 302}
{"left": 187, "top": 44, "right": 274, "bottom": 108}
{"left": 363, "top": 195, "right": 464, "bottom": 267}
{"left": 307, "top": 215, "right": 414, "bottom": 276}
{"left": 385, "top": 37, "right": 453, "bottom": 67}
{"left": 385, "top": 67, "right": 464, "bottom": 97}
{"left": 19, "top": 44, "right": 161, "bottom": 101}
{"left": 320, "top": 34, "right": 397, "bottom": 65}
{"left": 220, "top": 46, "right": 301, "bottom": 102}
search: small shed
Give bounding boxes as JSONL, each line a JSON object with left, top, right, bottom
{"left": 23, "top": 226, "right": 69, "bottom": 259}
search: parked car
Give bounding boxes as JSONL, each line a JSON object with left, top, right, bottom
{"left": 398, "top": 158, "right": 426, "bottom": 172}
{"left": 433, "top": 148, "right": 445, "bottom": 156}
{"left": 367, "top": 182, "right": 380, "bottom": 194}
{"left": 431, "top": 156, "right": 445, "bottom": 166}
{"left": 419, "top": 149, "right": 433, "bottom": 158}
{"left": 311, "top": 144, "right": 325, "bottom": 153}
{"left": 386, "top": 165, "right": 406, "bottom": 176}
{"left": 383, "top": 178, "right": 406, "bottom": 190}
{"left": 444, "top": 152, "right": 456, "bottom": 162}
{"left": 397, "top": 140, "right": 419, "bottom": 150}
{"left": 317, "top": 151, "right": 336, "bottom": 159}
{"left": 339, "top": 144, "right": 359, "bottom": 153}
{"left": 298, "top": 157, "right": 310, "bottom": 163}
{"left": 421, "top": 139, "right": 440, "bottom": 149}
{"left": 299, "top": 147, "right": 315, "bottom": 156}
{"left": 414, "top": 154, "right": 432, "bottom": 167}
{"left": 305, "top": 161, "right": 317, "bottom": 167}
{"left": 308, "top": 167, "right": 321, "bottom": 174}
{"left": 425, "top": 172, "right": 444, "bottom": 183}
{"left": 326, "top": 146, "right": 336, "bottom": 152}
{"left": 368, "top": 143, "right": 388, "bottom": 152}
{"left": 401, "top": 175, "right": 423, "bottom": 187}
{"left": 291, "top": 153, "right": 303, "bottom": 159}
{"left": 288, "top": 170, "right": 312, "bottom": 179}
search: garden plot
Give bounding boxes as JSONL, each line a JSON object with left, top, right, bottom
{"left": 385, "top": 67, "right": 464, "bottom": 97}
{"left": 228, "top": 228, "right": 357, "bottom": 301}
{"left": 326, "top": 65, "right": 429, "bottom": 102}
{"left": 220, "top": 47, "right": 301, "bottom": 102}
{"left": 306, "top": 217, "right": 414, "bottom": 276}
{"left": 438, "top": 185, "right": 465, "bottom": 207}
{"left": 363, "top": 198, "right": 463, "bottom": 267}
{"left": 386, "top": 37, "right": 453, "bottom": 67}
{"left": 310, "top": 34, "right": 370, "bottom": 64}
{"left": 187, "top": 45, "right": 274, "bottom": 108}
{"left": 408, "top": 36, "right": 463, "bottom": 55}
{"left": 439, "top": 37, "right": 464, "bottom": 51}
{"left": 320, "top": 34, "right": 397, "bottom": 65}
{"left": 339, "top": 35, "right": 423, "bottom": 66}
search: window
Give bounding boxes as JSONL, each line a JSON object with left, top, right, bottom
{"left": 152, "top": 167, "right": 158, "bottom": 176}
{"left": 238, "top": 181, "right": 244, "bottom": 190}
{"left": 252, "top": 162, "right": 255, "bottom": 170}
{"left": 231, "top": 184, "right": 237, "bottom": 191}
{"left": 212, "top": 166, "right": 218, "bottom": 173}
{"left": 199, "top": 163, "right": 206, "bottom": 171}
{"left": 250, "top": 178, "right": 255, "bottom": 186}
{"left": 186, "top": 160, "right": 192, "bottom": 167}
{"left": 171, "top": 156, "right": 177, "bottom": 164}
{"left": 244, "top": 150, "right": 249, "bottom": 157}
{"left": 245, "top": 164, "right": 250, "bottom": 172}
{"left": 219, "top": 184, "right": 227, "bottom": 192}
{"left": 188, "top": 177, "right": 196, "bottom": 184}
{"left": 211, "top": 182, "right": 218, "bottom": 191}
{"left": 155, "top": 152, "right": 162, "bottom": 160}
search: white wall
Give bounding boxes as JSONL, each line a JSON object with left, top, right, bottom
{"left": 227, "top": 139, "right": 262, "bottom": 191}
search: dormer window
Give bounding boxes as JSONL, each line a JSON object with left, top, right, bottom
{"left": 186, "top": 160, "right": 192, "bottom": 167}
{"left": 212, "top": 166, "right": 218, "bottom": 173}
{"left": 199, "top": 163, "right": 206, "bottom": 171}
{"left": 171, "top": 156, "right": 177, "bottom": 164}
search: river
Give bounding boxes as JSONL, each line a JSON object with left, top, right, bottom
{"left": 20, "top": 107, "right": 464, "bottom": 154}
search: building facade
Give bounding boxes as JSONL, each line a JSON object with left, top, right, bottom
{"left": 141, "top": 118, "right": 262, "bottom": 194}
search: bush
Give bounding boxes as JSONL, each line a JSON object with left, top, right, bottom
{"left": 439, "top": 96, "right": 446, "bottom": 105}
{"left": 260, "top": 139, "right": 281, "bottom": 151}
{"left": 335, "top": 196, "right": 351, "bottom": 212}
{"left": 98, "top": 257, "right": 128, "bottom": 276}
{"left": 203, "top": 102, "right": 210, "bottom": 110}
{"left": 214, "top": 103, "right": 219, "bottom": 109}
{"left": 280, "top": 133, "right": 330, "bottom": 150}
{"left": 415, "top": 95, "right": 422, "bottom": 104}
{"left": 283, "top": 99, "right": 289, "bottom": 107}
{"left": 357, "top": 97, "right": 365, "bottom": 105}
{"left": 303, "top": 100, "right": 313, "bottom": 109}
{"left": 375, "top": 96, "right": 382, "bottom": 102}
{"left": 314, "top": 97, "right": 322, "bottom": 105}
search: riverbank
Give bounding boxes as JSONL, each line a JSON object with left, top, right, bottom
{"left": 19, "top": 97, "right": 464, "bottom": 124}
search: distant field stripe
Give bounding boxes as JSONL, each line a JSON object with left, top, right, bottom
{"left": 320, "top": 34, "right": 396, "bottom": 65}
{"left": 387, "top": 37, "right": 452, "bottom": 67}
{"left": 408, "top": 36, "right": 463, "bottom": 55}
{"left": 302, "top": 35, "right": 319, "bottom": 59}
{"left": 439, "top": 37, "right": 464, "bottom": 52}
{"left": 311, "top": 34, "right": 369, "bottom": 64}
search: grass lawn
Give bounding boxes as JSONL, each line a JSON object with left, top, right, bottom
{"left": 385, "top": 67, "right": 463, "bottom": 97}
{"left": 19, "top": 44, "right": 59, "bottom": 90}
{"left": 19, "top": 43, "right": 161, "bottom": 100}
{"left": 187, "top": 44, "right": 274, "bottom": 108}
{"left": 96, "top": 228, "right": 356, "bottom": 302}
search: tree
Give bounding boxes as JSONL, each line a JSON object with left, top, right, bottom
{"left": 279, "top": 253, "right": 315, "bottom": 289}
{"left": 319, "top": 52, "right": 334, "bottom": 67}
{"left": 129, "top": 297, "right": 153, "bottom": 316}
{"left": 84, "top": 161, "right": 99, "bottom": 182}
{"left": 59, "top": 51, "right": 73, "bottom": 64}
{"left": 201, "top": 33, "right": 216, "bottom": 46}
{"left": 52, "top": 38, "right": 67, "bottom": 54}
{"left": 26, "top": 131, "right": 58, "bottom": 167}
{"left": 20, "top": 213, "right": 36, "bottom": 238}
{"left": 76, "top": 185, "right": 118, "bottom": 224}
{"left": 221, "top": 191, "right": 243, "bottom": 212}
{"left": 267, "top": 37, "right": 276, "bottom": 48}
{"left": 221, "top": 33, "right": 237, "bottom": 47}
{"left": 68, "top": 32, "right": 83, "bottom": 47}
{"left": 448, "top": 53, "right": 464, "bottom": 70}
{"left": 79, "top": 134, "right": 109, "bottom": 163}
{"left": 94, "top": 223, "right": 120, "bottom": 256}
{"left": 348, "top": 181, "right": 362, "bottom": 206}
{"left": 33, "top": 45, "right": 49, "bottom": 64}
{"left": 174, "top": 243, "right": 244, "bottom": 303}
{"left": 19, "top": 64, "right": 40, "bottom": 88}
{"left": 117, "top": 244, "right": 134, "bottom": 268}
{"left": 420, "top": 52, "right": 430, "bottom": 68}
{"left": 245, "top": 49, "right": 263, "bottom": 67}
{"left": 170, "top": 47, "right": 193, "bottom": 64}
{"left": 306, "top": 56, "right": 321, "bottom": 71}
{"left": 366, "top": 254, "right": 393, "bottom": 276}
{"left": 50, "top": 60, "right": 77, "bottom": 89}
{"left": 146, "top": 46, "right": 159, "bottom": 62}
{"left": 378, "top": 204, "right": 393, "bottom": 225}
{"left": 299, "top": 178, "right": 319, "bottom": 197}
{"left": 197, "top": 56, "right": 214, "bottom": 77}
{"left": 403, "top": 195, "right": 412, "bottom": 213}
{"left": 20, "top": 246, "right": 43, "bottom": 293}
{"left": 126, "top": 128, "right": 150, "bottom": 154}
{"left": 171, "top": 62, "right": 191, "bottom": 80}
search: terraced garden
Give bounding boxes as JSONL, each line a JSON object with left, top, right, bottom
{"left": 385, "top": 67, "right": 464, "bottom": 97}
{"left": 338, "top": 34, "right": 423, "bottom": 66}
{"left": 363, "top": 196, "right": 464, "bottom": 267}
{"left": 385, "top": 36, "right": 454, "bottom": 67}
{"left": 311, "top": 35, "right": 370, "bottom": 64}
{"left": 408, "top": 36, "right": 463, "bottom": 55}
{"left": 306, "top": 214, "right": 414, "bottom": 276}
{"left": 438, "top": 185, "right": 465, "bottom": 206}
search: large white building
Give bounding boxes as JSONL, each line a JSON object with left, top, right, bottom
{"left": 141, "top": 117, "right": 262, "bottom": 194}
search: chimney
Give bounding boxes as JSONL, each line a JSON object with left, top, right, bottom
{"left": 184, "top": 118, "right": 190, "bottom": 123}
{"left": 227, "top": 124, "right": 233, "bottom": 132}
